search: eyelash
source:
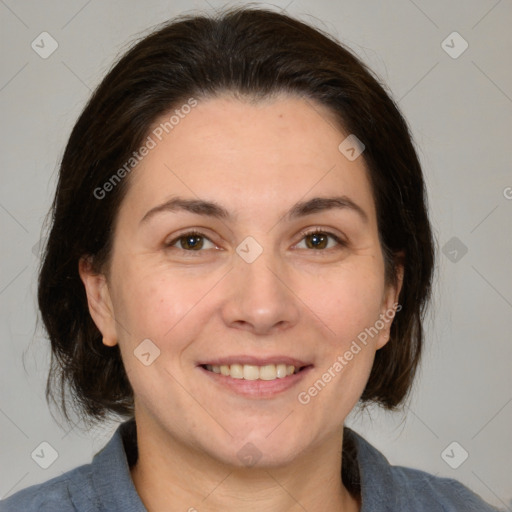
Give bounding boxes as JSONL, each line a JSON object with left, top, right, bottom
{"left": 165, "top": 228, "right": 346, "bottom": 254}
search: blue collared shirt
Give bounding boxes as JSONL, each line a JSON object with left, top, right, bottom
{"left": 0, "top": 419, "right": 501, "bottom": 511}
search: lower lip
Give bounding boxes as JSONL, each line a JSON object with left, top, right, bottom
{"left": 198, "top": 365, "right": 313, "bottom": 398}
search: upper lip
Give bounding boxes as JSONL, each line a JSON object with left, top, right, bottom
{"left": 198, "top": 356, "right": 312, "bottom": 367}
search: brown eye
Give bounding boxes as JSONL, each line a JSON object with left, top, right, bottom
{"left": 166, "top": 231, "right": 216, "bottom": 251}
{"left": 296, "top": 229, "right": 345, "bottom": 251}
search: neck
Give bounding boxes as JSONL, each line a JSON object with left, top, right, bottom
{"left": 129, "top": 417, "right": 361, "bottom": 512}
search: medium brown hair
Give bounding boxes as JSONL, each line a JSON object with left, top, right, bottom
{"left": 38, "top": 5, "right": 435, "bottom": 429}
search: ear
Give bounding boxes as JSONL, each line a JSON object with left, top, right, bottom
{"left": 376, "top": 254, "right": 404, "bottom": 350}
{"left": 78, "top": 255, "right": 118, "bottom": 347}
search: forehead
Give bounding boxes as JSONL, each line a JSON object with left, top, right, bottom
{"left": 117, "top": 94, "right": 377, "bottom": 227}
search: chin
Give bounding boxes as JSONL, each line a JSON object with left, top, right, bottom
{"left": 209, "top": 429, "right": 307, "bottom": 469}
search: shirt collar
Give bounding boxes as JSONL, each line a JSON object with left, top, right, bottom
{"left": 344, "top": 426, "right": 398, "bottom": 511}
{"left": 88, "top": 419, "right": 146, "bottom": 511}
{"left": 84, "top": 418, "right": 395, "bottom": 511}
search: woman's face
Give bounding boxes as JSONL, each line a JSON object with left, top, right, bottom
{"left": 80, "top": 94, "right": 402, "bottom": 467}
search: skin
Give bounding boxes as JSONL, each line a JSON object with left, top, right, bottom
{"left": 79, "top": 94, "right": 403, "bottom": 512}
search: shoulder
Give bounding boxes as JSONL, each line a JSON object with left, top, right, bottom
{"left": 0, "top": 463, "right": 97, "bottom": 512}
{"left": 388, "top": 464, "right": 502, "bottom": 511}
{"left": 344, "top": 427, "right": 502, "bottom": 512}
{"left": 0, "top": 419, "right": 143, "bottom": 512}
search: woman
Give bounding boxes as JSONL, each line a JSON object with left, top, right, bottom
{"left": 0, "top": 6, "right": 501, "bottom": 511}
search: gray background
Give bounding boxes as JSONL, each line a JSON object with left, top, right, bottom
{"left": 1, "top": 0, "right": 511, "bottom": 508}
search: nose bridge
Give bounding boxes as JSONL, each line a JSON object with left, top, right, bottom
{"left": 221, "top": 236, "right": 300, "bottom": 333}
{"left": 237, "top": 241, "right": 280, "bottom": 293}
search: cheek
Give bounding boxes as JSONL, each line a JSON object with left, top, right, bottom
{"left": 114, "top": 266, "right": 215, "bottom": 350}
{"left": 304, "top": 264, "right": 386, "bottom": 410}
{"left": 298, "top": 262, "right": 385, "bottom": 344}
{"left": 297, "top": 279, "right": 383, "bottom": 421}
{"left": 108, "top": 270, "right": 161, "bottom": 342}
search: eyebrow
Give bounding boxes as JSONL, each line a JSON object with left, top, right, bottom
{"left": 139, "top": 195, "right": 369, "bottom": 225}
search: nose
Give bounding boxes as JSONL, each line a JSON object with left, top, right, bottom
{"left": 220, "top": 245, "right": 301, "bottom": 335}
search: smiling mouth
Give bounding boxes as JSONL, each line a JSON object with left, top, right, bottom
{"left": 200, "top": 363, "right": 311, "bottom": 381}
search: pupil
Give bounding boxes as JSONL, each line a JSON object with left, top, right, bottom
{"left": 308, "top": 233, "right": 327, "bottom": 249}
{"left": 185, "top": 235, "right": 202, "bottom": 250}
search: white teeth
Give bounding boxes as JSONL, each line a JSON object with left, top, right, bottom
{"left": 243, "top": 365, "right": 260, "bottom": 380}
{"left": 230, "top": 364, "right": 244, "bottom": 379}
{"left": 260, "top": 364, "right": 280, "bottom": 380}
{"left": 276, "top": 364, "right": 287, "bottom": 378}
{"left": 206, "top": 363, "right": 298, "bottom": 380}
